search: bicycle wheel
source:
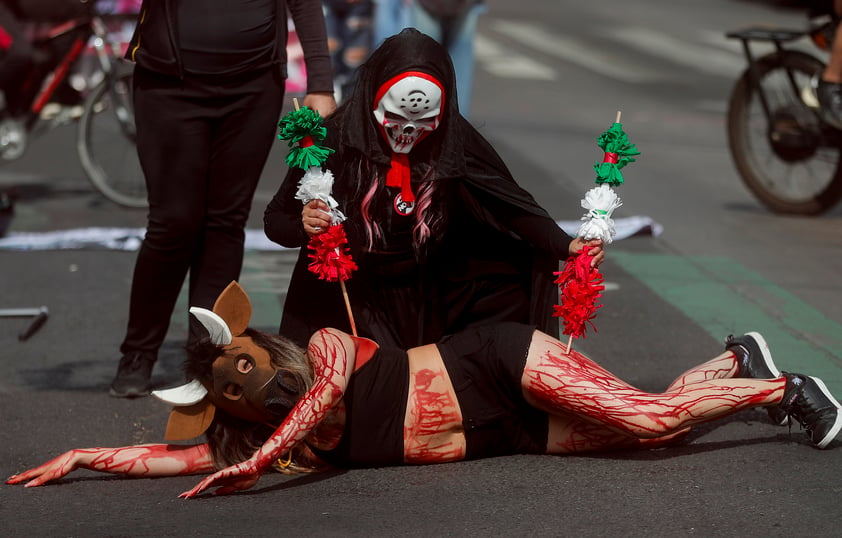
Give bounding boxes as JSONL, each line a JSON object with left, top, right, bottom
{"left": 77, "top": 71, "right": 147, "bottom": 208}
{"left": 727, "top": 50, "right": 842, "bottom": 215}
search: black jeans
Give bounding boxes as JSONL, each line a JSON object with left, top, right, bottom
{"left": 121, "top": 65, "right": 284, "bottom": 355}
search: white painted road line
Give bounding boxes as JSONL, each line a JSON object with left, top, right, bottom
{"left": 480, "top": 20, "right": 757, "bottom": 83}
{"left": 475, "top": 34, "right": 557, "bottom": 80}
{"left": 489, "top": 19, "right": 666, "bottom": 83}
{"left": 611, "top": 26, "right": 747, "bottom": 78}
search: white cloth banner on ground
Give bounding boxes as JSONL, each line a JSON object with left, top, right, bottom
{"left": 0, "top": 216, "right": 663, "bottom": 251}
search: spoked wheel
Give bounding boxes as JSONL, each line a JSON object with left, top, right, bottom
{"left": 727, "top": 50, "right": 842, "bottom": 215}
{"left": 77, "top": 71, "right": 147, "bottom": 208}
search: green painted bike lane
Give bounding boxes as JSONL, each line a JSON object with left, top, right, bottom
{"left": 612, "top": 251, "right": 842, "bottom": 394}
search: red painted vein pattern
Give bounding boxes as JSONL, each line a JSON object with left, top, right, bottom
{"left": 524, "top": 338, "right": 782, "bottom": 439}
{"left": 405, "top": 368, "right": 465, "bottom": 463}
{"left": 7, "top": 444, "right": 214, "bottom": 487}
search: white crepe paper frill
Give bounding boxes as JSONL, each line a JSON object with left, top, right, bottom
{"left": 294, "top": 166, "right": 346, "bottom": 224}
{"left": 576, "top": 183, "right": 623, "bottom": 243}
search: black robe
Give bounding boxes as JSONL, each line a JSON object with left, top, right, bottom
{"left": 264, "top": 28, "right": 571, "bottom": 348}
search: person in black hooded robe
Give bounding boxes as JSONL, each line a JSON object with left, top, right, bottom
{"left": 264, "top": 28, "right": 601, "bottom": 349}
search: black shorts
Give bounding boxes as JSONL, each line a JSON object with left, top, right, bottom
{"left": 437, "top": 322, "right": 549, "bottom": 459}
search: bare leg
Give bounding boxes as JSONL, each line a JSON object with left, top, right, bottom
{"left": 544, "top": 347, "right": 744, "bottom": 452}
{"left": 665, "top": 351, "right": 737, "bottom": 391}
{"left": 545, "top": 414, "right": 691, "bottom": 454}
{"left": 522, "top": 332, "right": 784, "bottom": 442}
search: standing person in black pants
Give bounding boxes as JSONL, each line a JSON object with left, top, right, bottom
{"left": 109, "top": 0, "right": 336, "bottom": 398}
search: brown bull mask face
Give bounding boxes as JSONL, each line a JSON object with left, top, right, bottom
{"left": 152, "top": 281, "right": 297, "bottom": 440}
{"left": 205, "top": 335, "right": 302, "bottom": 425}
{"left": 153, "top": 281, "right": 378, "bottom": 440}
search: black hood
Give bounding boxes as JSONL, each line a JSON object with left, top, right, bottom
{"left": 327, "top": 28, "right": 467, "bottom": 178}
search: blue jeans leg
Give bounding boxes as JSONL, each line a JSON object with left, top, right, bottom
{"left": 411, "top": 3, "right": 486, "bottom": 116}
{"left": 373, "top": 0, "right": 413, "bottom": 46}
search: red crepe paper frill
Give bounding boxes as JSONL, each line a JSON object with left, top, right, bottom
{"left": 307, "top": 224, "right": 358, "bottom": 282}
{"left": 553, "top": 245, "right": 605, "bottom": 339}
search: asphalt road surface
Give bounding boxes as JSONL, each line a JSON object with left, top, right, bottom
{"left": 2, "top": 1, "right": 841, "bottom": 536}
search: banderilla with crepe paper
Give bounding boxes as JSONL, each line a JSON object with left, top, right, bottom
{"left": 278, "top": 98, "right": 358, "bottom": 335}
{"left": 553, "top": 111, "right": 640, "bottom": 354}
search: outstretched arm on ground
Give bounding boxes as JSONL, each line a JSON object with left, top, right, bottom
{"left": 6, "top": 443, "right": 215, "bottom": 487}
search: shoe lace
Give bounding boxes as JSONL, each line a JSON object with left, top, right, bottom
{"left": 779, "top": 374, "right": 834, "bottom": 441}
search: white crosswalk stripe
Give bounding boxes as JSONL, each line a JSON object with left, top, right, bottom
{"left": 474, "top": 34, "right": 556, "bottom": 80}
{"left": 477, "top": 19, "right": 756, "bottom": 83}
{"left": 611, "top": 26, "right": 747, "bottom": 78}
{"left": 486, "top": 20, "right": 665, "bottom": 83}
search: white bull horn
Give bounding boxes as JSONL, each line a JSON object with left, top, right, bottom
{"left": 189, "top": 306, "right": 232, "bottom": 345}
{"left": 151, "top": 379, "right": 208, "bottom": 406}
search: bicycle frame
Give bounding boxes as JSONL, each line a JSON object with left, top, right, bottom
{"left": 727, "top": 21, "right": 842, "bottom": 147}
{"left": 1, "top": 9, "right": 143, "bottom": 207}
{"left": 23, "top": 14, "right": 127, "bottom": 131}
{"left": 28, "top": 20, "right": 91, "bottom": 122}
{"left": 726, "top": 27, "right": 823, "bottom": 123}
{"left": 724, "top": 16, "right": 842, "bottom": 215}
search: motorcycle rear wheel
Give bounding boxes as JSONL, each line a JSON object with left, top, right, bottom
{"left": 727, "top": 50, "right": 842, "bottom": 215}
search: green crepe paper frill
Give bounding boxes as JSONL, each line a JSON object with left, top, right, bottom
{"left": 593, "top": 122, "right": 640, "bottom": 187}
{"left": 278, "top": 106, "right": 335, "bottom": 170}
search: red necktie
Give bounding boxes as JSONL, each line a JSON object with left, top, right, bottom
{"left": 386, "top": 152, "right": 414, "bottom": 202}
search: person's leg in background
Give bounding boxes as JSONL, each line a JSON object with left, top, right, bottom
{"left": 111, "top": 67, "right": 214, "bottom": 397}
{"left": 817, "top": 0, "right": 842, "bottom": 126}
{"left": 323, "top": 0, "right": 345, "bottom": 99}
{"left": 336, "top": 0, "right": 373, "bottom": 101}
{"left": 372, "top": 0, "right": 412, "bottom": 47}
{"left": 410, "top": 3, "right": 442, "bottom": 43}
{"left": 440, "top": 3, "right": 485, "bottom": 117}
{"left": 411, "top": 2, "right": 486, "bottom": 117}
{"left": 323, "top": 1, "right": 373, "bottom": 104}
{"left": 188, "top": 68, "right": 284, "bottom": 317}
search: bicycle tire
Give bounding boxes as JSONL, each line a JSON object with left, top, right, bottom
{"left": 77, "top": 71, "right": 147, "bottom": 209}
{"left": 727, "top": 50, "right": 842, "bottom": 215}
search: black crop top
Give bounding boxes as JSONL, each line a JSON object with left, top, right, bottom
{"left": 308, "top": 347, "right": 409, "bottom": 467}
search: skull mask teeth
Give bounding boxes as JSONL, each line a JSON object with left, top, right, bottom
{"left": 373, "top": 72, "right": 444, "bottom": 154}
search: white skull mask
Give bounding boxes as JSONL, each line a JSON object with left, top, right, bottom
{"left": 372, "top": 72, "right": 444, "bottom": 154}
